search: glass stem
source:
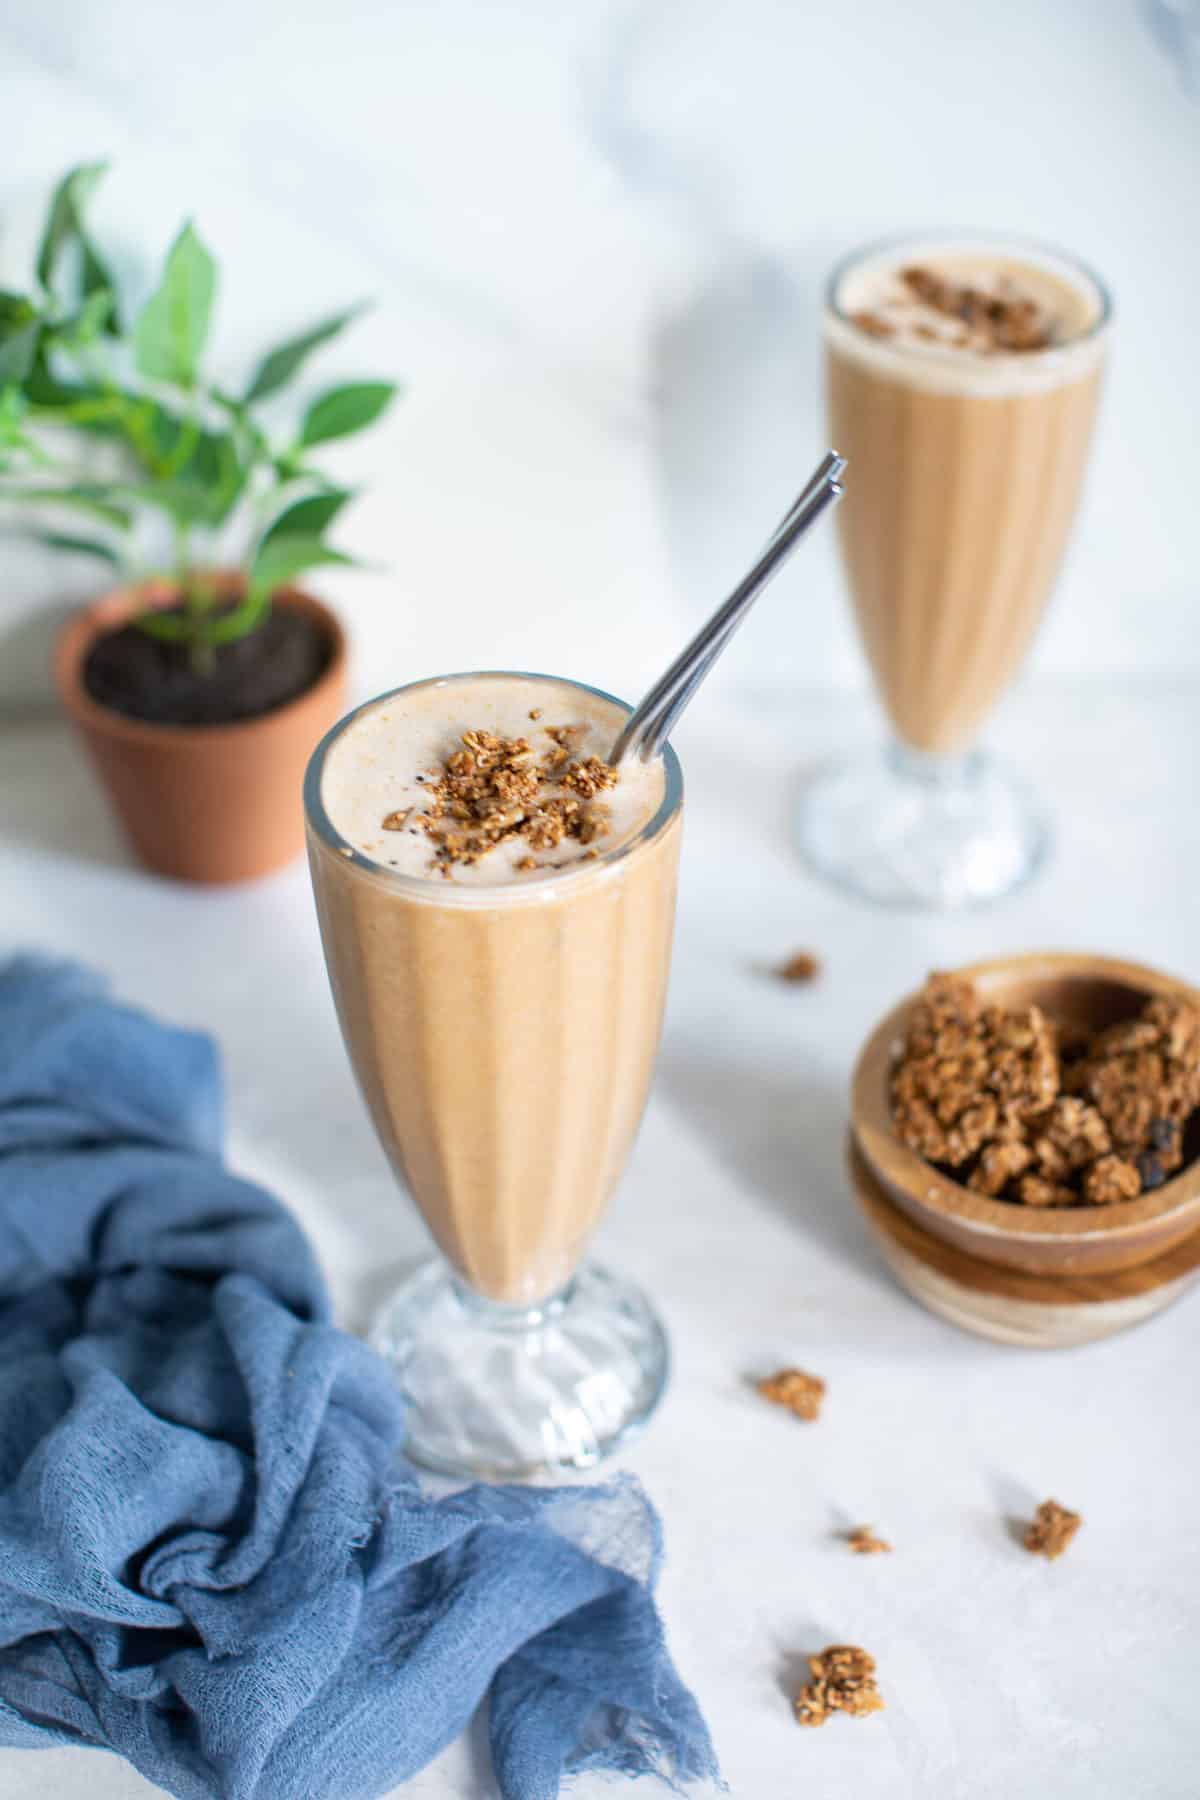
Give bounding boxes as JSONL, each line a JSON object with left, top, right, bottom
{"left": 886, "top": 740, "right": 980, "bottom": 789}
{"left": 450, "top": 1275, "right": 575, "bottom": 1333}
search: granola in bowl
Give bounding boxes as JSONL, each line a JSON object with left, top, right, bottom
{"left": 890, "top": 973, "right": 1200, "bottom": 1209}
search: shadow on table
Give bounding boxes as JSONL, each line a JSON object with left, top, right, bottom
{"left": 985, "top": 1466, "right": 1042, "bottom": 1551}
{"left": 771, "top": 1620, "right": 843, "bottom": 1712}
{"left": 459, "top": 1707, "right": 498, "bottom": 1800}
{"left": 654, "top": 1047, "right": 881, "bottom": 1283}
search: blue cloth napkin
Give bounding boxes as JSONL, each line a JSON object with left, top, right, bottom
{"left": 0, "top": 956, "right": 716, "bottom": 1800}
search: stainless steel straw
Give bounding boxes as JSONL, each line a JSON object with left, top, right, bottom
{"left": 610, "top": 450, "right": 846, "bottom": 764}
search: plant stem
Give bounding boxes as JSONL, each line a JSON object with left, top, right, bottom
{"left": 173, "top": 518, "right": 215, "bottom": 675}
{"left": 188, "top": 634, "right": 216, "bottom": 677}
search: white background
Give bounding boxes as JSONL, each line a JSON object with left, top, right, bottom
{"left": 1, "top": 13, "right": 1200, "bottom": 1798}
{"left": 0, "top": 0, "right": 1197, "bottom": 719}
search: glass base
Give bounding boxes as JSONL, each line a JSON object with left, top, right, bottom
{"left": 795, "top": 743, "right": 1049, "bottom": 908}
{"left": 371, "top": 1260, "right": 670, "bottom": 1480}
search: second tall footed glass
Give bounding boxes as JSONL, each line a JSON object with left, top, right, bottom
{"left": 797, "top": 235, "right": 1111, "bottom": 908}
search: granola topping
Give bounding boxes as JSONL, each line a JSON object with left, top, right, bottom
{"left": 795, "top": 1646, "right": 884, "bottom": 1727}
{"left": 834, "top": 245, "right": 1104, "bottom": 380}
{"left": 385, "top": 724, "right": 621, "bottom": 875}
{"left": 892, "top": 974, "right": 1200, "bottom": 1207}
{"left": 322, "top": 677, "right": 666, "bottom": 887}
{"left": 757, "top": 1368, "right": 825, "bottom": 1422}
{"left": 850, "top": 310, "right": 895, "bottom": 340}
{"left": 897, "top": 265, "right": 1055, "bottom": 352}
{"left": 1024, "top": 1499, "right": 1082, "bottom": 1560}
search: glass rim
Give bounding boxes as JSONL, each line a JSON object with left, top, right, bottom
{"left": 825, "top": 230, "right": 1114, "bottom": 353}
{"left": 303, "top": 669, "right": 684, "bottom": 903}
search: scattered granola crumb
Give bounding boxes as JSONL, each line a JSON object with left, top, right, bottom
{"left": 757, "top": 1368, "right": 825, "bottom": 1422}
{"left": 776, "top": 951, "right": 821, "bottom": 984}
{"left": 516, "top": 856, "right": 538, "bottom": 873}
{"left": 529, "top": 708, "right": 543, "bottom": 720}
{"left": 795, "top": 1646, "right": 884, "bottom": 1727}
{"left": 846, "top": 1526, "right": 892, "bottom": 1555}
{"left": 1023, "top": 1499, "right": 1082, "bottom": 1560}
{"left": 382, "top": 809, "right": 411, "bottom": 832}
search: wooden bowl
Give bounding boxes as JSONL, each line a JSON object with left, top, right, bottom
{"left": 847, "top": 1136, "right": 1200, "bottom": 1348}
{"left": 850, "top": 952, "right": 1200, "bottom": 1279}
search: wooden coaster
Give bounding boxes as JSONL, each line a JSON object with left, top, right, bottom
{"left": 847, "top": 1136, "right": 1200, "bottom": 1347}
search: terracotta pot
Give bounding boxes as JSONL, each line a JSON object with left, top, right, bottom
{"left": 850, "top": 952, "right": 1200, "bottom": 1278}
{"left": 55, "top": 574, "right": 347, "bottom": 884}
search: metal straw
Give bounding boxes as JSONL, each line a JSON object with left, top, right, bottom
{"left": 610, "top": 451, "right": 846, "bottom": 764}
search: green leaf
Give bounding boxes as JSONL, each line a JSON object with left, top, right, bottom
{"left": 36, "top": 163, "right": 108, "bottom": 293}
{"left": 26, "top": 528, "right": 121, "bottom": 566}
{"left": 0, "top": 389, "right": 47, "bottom": 470}
{"left": 258, "top": 487, "right": 353, "bottom": 550}
{"left": 133, "top": 221, "right": 217, "bottom": 389}
{"left": 249, "top": 534, "right": 353, "bottom": 604}
{"left": 0, "top": 388, "right": 34, "bottom": 467}
{"left": 271, "top": 450, "right": 325, "bottom": 485}
{"left": 0, "top": 320, "right": 42, "bottom": 386}
{"left": 298, "top": 380, "right": 395, "bottom": 448}
{"left": 177, "top": 426, "right": 244, "bottom": 525}
{"left": 50, "top": 288, "right": 113, "bottom": 350}
{"left": 23, "top": 347, "right": 95, "bottom": 411}
{"left": 5, "top": 482, "right": 132, "bottom": 529}
{"left": 0, "top": 387, "right": 27, "bottom": 437}
{"left": 243, "top": 305, "right": 367, "bottom": 405}
{"left": 0, "top": 292, "right": 38, "bottom": 331}
{"left": 79, "top": 239, "right": 121, "bottom": 336}
{"left": 106, "top": 408, "right": 246, "bottom": 526}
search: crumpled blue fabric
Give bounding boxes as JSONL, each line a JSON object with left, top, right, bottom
{"left": 0, "top": 956, "right": 717, "bottom": 1800}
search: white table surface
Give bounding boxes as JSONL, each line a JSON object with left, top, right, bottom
{"left": 1, "top": 679, "right": 1198, "bottom": 1800}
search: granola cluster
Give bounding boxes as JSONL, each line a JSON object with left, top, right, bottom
{"left": 1063, "top": 998, "right": 1200, "bottom": 1191}
{"left": 756, "top": 1368, "right": 826, "bottom": 1422}
{"left": 846, "top": 1526, "right": 891, "bottom": 1556}
{"left": 891, "top": 975, "right": 1200, "bottom": 1208}
{"left": 384, "top": 723, "right": 618, "bottom": 874}
{"left": 1023, "top": 1499, "right": 1082, "bottom": 1561}
{"left": 776, "top": 950, "right": 821, "bottom": 984}
{"left": 794, "top": 1646, "right": 884, "bottom": 1728}
{"left": 852, "top": 265, "right": 1056, "bottom": 353}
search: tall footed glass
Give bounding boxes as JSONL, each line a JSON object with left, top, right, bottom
{"left": 796, "top": 235, "right": 1112, "bottom": 907}
{"left": 305, "top": 673, "right": 683, "bottom": 1478}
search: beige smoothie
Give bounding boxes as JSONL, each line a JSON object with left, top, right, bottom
{"left": 307, "top": 673, "right": 682, "bottom": 1306}
{"left": 825, "top": 240, "right": 1110, "bottom": 753}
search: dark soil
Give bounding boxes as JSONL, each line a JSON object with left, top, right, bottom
{"left": 83, "top": 603, "right": 333, "bottom": 727}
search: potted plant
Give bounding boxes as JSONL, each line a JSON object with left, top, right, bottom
{"left": 0, "top": 162, "right": 398, "bottom": 883}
